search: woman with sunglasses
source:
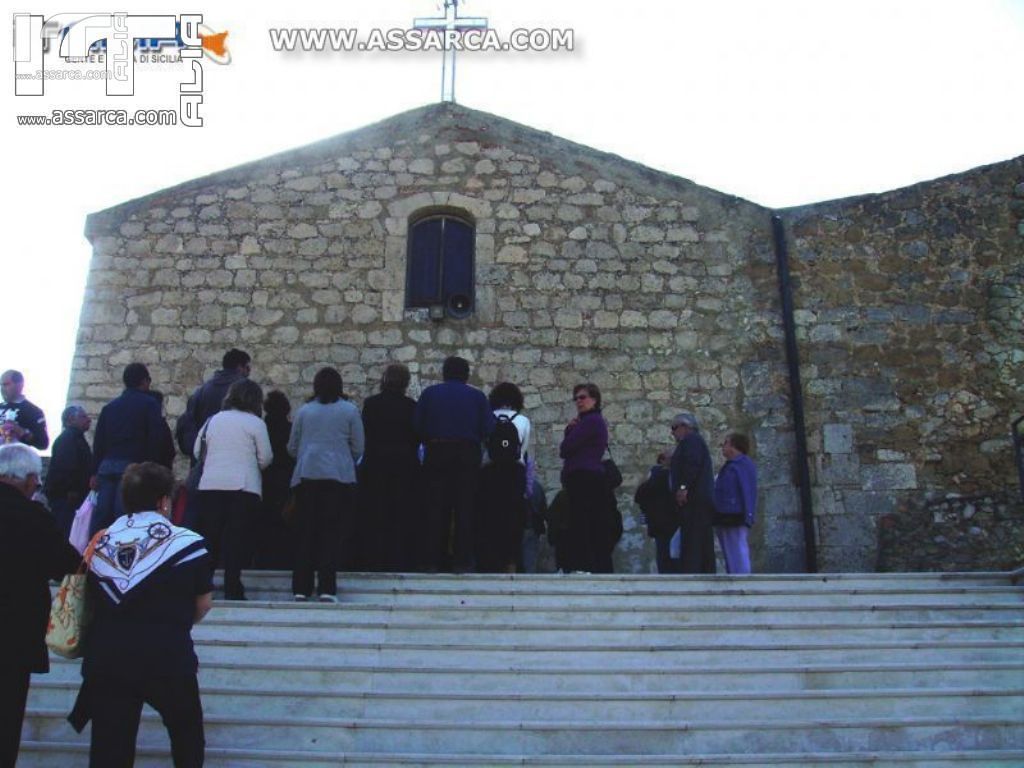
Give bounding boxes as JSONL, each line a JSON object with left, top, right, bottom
{"left": 558, "top": 382, "right": 616, "bottom": 573}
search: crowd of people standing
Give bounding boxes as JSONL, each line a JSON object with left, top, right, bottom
{"left": 1, "top": 353, "right": 760, "bottom": 766}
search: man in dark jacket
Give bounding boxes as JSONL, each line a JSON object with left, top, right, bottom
{"left": 414, "top": 356, "right": 494, "bottom": 572}
{"left": 90, "top": 363, "right": 170, "bottom": 535}
{"left": 0, "top": 369, "right": 49, "bottom": 450}
{"left": 634, "top": 449, "right": 679, "bottom": 574}
{"left": 175, "top": 348, "right": 251, "bottom": 462}
{"left": 43, "top": 405, "right": 94, "bottom": 537}
{"left": 0, "top": 443, "right": 81, "bottom": 767}
{"left": 670, "top": 412, "right": 716, "bottom": 574}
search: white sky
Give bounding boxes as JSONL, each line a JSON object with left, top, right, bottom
{"left": 3, "top": 0, "right": 1023, "bottom": 449}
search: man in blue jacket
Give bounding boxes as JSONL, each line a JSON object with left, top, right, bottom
{"left": 414, "top": 356, "right": 494, "bottom": 572}
{"left": 713, "top": 432, "right": 758, "bottom": 574}
{"left": 90, "top": 363, "right": 169, "bottom": 534}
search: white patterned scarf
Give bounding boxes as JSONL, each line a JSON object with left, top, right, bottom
{"left": 89, "top": 511, "right": 207, "bottom": 605}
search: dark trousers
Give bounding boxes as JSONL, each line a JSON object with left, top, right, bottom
{"left": 91, "top": 472, "right": 125, "bottom": 536}
{"left": 292, "top": 480, "right": 353, "bottom": 597}
{"left": 423, "top": 441, "right": 481, "bottom": 572}
{"left": 680, "top": 502, "right": 717, "bottom": 574}
{"left": 0, "top": 665, "right": 31, "bottom": 768}
{"left": 563, "top": 470, "right": 615, "bottom": 573}
{"left": 197, "top": 490, "right": 259, "bottom": 599}
{"left": 51, "top": 497, "right": 78, "bottom": 540}
{"left": 360, "top": 463, "right": 419, "bottom": 572}
{"left": 655, "top": 533, "right": 682, "bottom": 574}
{"left": 86, "top": 674, "right": 204, "bottom": 768}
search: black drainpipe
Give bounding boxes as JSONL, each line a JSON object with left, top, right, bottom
{"left": 771, "top": 213, "right": 818, "bottom": 573}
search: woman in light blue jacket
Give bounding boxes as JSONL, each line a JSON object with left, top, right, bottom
{"left": 287, "top": 367, "right": 364, "bottom": 602}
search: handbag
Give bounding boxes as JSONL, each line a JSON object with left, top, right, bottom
{"left": 602, "top": 447, "right": 623, "bottom": 490}
{"left": 68, "top": 490, "right": 98, "bottom": 554}
{"left": 46, "top": 529, "right": 105, "bottom": 659}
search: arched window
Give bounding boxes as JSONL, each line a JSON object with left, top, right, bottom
{"left": 406, "top": 213, "right": 474, "bottom": 318}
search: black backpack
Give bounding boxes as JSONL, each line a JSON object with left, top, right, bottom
{"left": 488, "top": 412, "right": 521, "bottom": 464}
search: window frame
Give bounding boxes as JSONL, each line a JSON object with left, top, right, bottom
{"left": 404, "top": 210, "right": 476, "bottom": 315}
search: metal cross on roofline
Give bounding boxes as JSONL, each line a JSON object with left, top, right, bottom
{"left": 413, "top": 0, "right": 489, "bottom": 103}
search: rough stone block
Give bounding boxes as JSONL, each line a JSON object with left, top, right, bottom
{"left": 823, "top": 423, "right": 854, "bottom": 454}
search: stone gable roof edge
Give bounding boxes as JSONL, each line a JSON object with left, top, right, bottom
{"left": 85, "top": 101, "right": 770, "bottom": 239}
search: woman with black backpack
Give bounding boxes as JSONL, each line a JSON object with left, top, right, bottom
{"left": 475, "top": 382, "right": 531, "bottom": 573}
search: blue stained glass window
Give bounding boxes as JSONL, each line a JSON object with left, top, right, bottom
{"left": 406, "top": 214, "right": 475, "bottom": 315}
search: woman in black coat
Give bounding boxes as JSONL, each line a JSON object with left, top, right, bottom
{"left": 359, "top": 364, "right": 420, "bottom": 571}
{"left": 73, "top": 461, "right": 213, "bottom": 767}
{"left": 256, "top": 390, "right": 296, "bottom": 569}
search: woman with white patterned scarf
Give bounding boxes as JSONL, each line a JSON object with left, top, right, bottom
{"left": 68, "top": 462, "right": 212, "bottom": 767}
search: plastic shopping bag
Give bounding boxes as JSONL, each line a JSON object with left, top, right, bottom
{"left": 69, "top": 490, "right": 98, "bottom": 554}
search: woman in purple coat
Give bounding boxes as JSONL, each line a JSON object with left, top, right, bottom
{"left": 559, "top": 383, "right": 616, "bottom": 573}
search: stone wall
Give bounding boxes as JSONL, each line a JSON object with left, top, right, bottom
{"left": 783, "top": 157, "right": 1024, "bottom": 571}
{"left": 75, "top": 104, "right": 803, "bottom": 573}
{"left": 877, "top": 492, "right": 1024, "bottom": 572}
{"left": 71, "top": 103, "right": 1023, "bottom": 573}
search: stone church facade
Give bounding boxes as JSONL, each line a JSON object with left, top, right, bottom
{"left": 73, "top": 103, "right": 1023, "bottom": 573}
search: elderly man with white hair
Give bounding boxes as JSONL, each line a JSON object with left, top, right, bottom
{"left": 669, "top": 412, "right": 717, "bottom": 574}
{"left": 0, "top": 443, "right": 80, "bottom": 766}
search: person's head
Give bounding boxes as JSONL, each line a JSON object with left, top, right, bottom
{"left": 656, "top": 449, "right": 673, "bottom": 467}
{"left": 0, "top": 443, "right": 42, "bottom": 498}
{"left": 120, "top": 462, "right": 175, "bottom": 516}
{"left": 670, "top": 412, "right": 700, "bottom": 442}
{"left": 572, "top": 382, "right": 601, "bottom": 414}
{"left": 222, "top": 348, "right": 252, "bottom": 376}
{"left": 1, "top": 370, "right": 25, "bottom": 403}
{"left": 380, "top": 363, "right": 411, "bottom": 394}
{"left": 61, "top": 405, "right": 91, "bottom": 432}
{"left": 312, "top": 367, "right": 344, "bottom": 404}
{"left": 122, "top": 363, "right": 151, "bottom": 391}
{"left": 222, "top": 379, "right": 264, "bottom": 417}
{"left": 722, "top": 432, "right": 750, "bottom": 460}
{"left": 441, "top": 356, "right": 470, "bottom": 383}
{"left": 263, "top": 390, "right": 291, "bottom": 420}
{"left": 489, "top": 382, "right": 524, "bottom": 412}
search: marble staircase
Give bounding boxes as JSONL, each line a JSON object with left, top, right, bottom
{"left": 19, "top": 571, "right": 1024, "bottom": 766}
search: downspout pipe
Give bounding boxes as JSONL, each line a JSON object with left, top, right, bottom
{"left": 771, "top": 213, "right": 818, "bottom": 573}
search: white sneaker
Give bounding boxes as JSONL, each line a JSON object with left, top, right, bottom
{"left": 293, "top": 594, "right": 308, "bottom": 602}
{"left": 318, "top": 594, "right": 338, "bottom": 603}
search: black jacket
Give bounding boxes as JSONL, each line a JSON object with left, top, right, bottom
{"left": 0, "top": 482, "right": 81, "bottom": 672}
{"left": 361, "top": 390, "right": 419, "bottom": 469}
{"left": 0, "top": 398, "right": 49, "bottom": 450}
{"left": 176, "top": 370, "right": 246, "bottom": 457}
{"left": 44, "top": 426, "right": 93, "bottom": 504}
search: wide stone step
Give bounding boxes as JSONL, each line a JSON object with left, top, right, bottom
{"left": 27, "top": 680, "right": 1024, "bottom": 721}
{"left": 185, "top": 636, "right": 1022, "bottom": 668}
{"left": 232, "top": 571, "right": 1018, "bottom": 591}
{"left": 207, "top": 602, "right": 1024, "bottom": 625}
{"left": 18, "top": 744, "right": 1024, "bottom": 767}
{"left": 223, "top": 593, "right": 1024, "bottom": 613}
{"left": 22, "top": 709, "right": 1022, "bottom": 755}
{"left": 187, "top": 618, "right": 1022, "bottom": 645}
{"left": 40, "top": 658, "right": 1024, "bottom": 694}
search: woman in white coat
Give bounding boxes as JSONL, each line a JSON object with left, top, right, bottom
{"left": 194, "top": 378, "right": 272, "bottom": 600}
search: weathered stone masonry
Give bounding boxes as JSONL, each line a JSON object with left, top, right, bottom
{"left": 71, "top": 103, "right": 1023, "bottom": 572}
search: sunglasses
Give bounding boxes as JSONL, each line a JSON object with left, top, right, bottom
{"left": 573, "top": 394, "right": 591, "bottom": 402}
